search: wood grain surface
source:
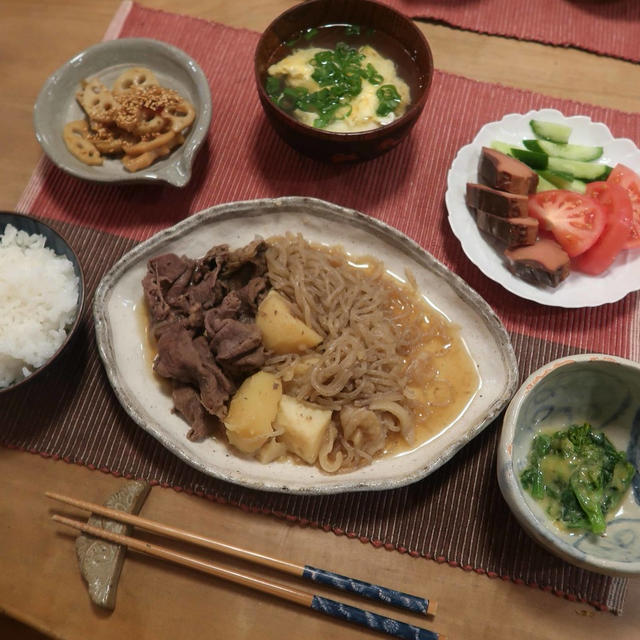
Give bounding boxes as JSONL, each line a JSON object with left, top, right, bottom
{"left": 1, "top": 1, "right": 639, "bottom": 639}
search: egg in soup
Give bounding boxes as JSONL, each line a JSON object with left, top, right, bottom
{"left": 266, "top": 35, "right": 411, "bottom": 133}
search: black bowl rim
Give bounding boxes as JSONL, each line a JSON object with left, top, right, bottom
{"left": 0, "top": 211, "right": 85, "bottom": 394}
{"left": 254, "top": 0, "right": 434, "bottom": 140}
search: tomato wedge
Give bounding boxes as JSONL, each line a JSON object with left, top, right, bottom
{"left": 606, "top": 163, "right": 640, "bottom": 249}
{"left": 573, "top": 182, "right": 633, "bottom": 275}
{"left": 528, "top": 190, "right": 606, "bottom": 258}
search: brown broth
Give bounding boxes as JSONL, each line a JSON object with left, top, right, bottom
{"left": 135, "top": 297, "right": 154, "bottom": 364}
{"left": 385, "top": 336, "right": 480, "bottom": 456}
{"left": 266, "top": 23, "right": 422, "bottom": 105}
{"left": 312, "top": 246, "right": 480, "bottom": 458}
{"left": 135, "top": 297, "right": 174, "bottom": 396}
{"left": 377, "top": 269, "right": 480, "bottom": 456}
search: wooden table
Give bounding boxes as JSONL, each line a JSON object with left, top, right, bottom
{"left": 1, "top": 2, "right": 639, "bottom": 639}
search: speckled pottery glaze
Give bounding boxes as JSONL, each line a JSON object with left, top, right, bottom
{"left": 498, "top": 354, "right": 640, "bottom": 576}
{"left": 75, "top": 480, "right": 150, "bottom": 610}
{"left": 94, "top": 197, "right": 518, "bottom": 494}
{"left": 34, "top": 38, "right": 212, "bottom": 187}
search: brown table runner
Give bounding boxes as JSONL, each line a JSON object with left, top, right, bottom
{"left": 385, "top": 0, "right": 640, "bottom": 63}
{"left": 5, "top": 1, "right": 640, "bottom": 614}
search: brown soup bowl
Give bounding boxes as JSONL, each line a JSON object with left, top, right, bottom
{"left": 254, "top": 0, "right": 433, "bottom": 163}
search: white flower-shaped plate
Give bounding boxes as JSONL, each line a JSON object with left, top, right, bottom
{"left": 94, "top": 197, "right": 518, "bottom": 494}
{"left": 445, "top": 108, "right": 640, "bottom": 308}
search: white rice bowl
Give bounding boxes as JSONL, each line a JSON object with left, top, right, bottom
{"left": 0, "top": 224, "right": 79, "bottom": 387}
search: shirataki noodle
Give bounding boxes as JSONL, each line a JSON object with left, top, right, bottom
{"left": 263, "top": 234, "right": 453, "bottom": 472}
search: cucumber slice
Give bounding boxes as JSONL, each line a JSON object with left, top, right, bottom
{"left": 490, "top": 140, "right": 515, "bottom": 155}
{"left": 530, "top": 120, "right": 572, "bottom": 144}
{"left": 547, "top": 157, "right": 612, "bottom": 181}
{"left": 522, "top": 139, "right": 544, "bottom": 153}
{"left": 490, "top": 140, "right": 529, "bottom": 157}
{"left": 536, "top": 173, "right": 556, "bottom": 192}
{"left": 538, "top": 169, "right": 587, "bottom": 194}
{"left": 523, "top": 138, "right": 603, "bottom": 161}
{"left": 511, "top": 148, "right": 548, "bottom": 170}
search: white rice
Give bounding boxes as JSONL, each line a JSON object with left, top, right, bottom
{"left": 0, "top": 224, "right": 79, "bottom": 388}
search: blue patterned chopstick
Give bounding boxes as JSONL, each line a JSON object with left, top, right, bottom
{"left": 311, "top": 595, "right": 442, "bottom": 640}
{"left": 46, "top": 492, "right": 437, "bottom": 619}
{"left": 303, "top": 565, "right": 433, "bottom": 615}
{"left": 50, "top": 503, "right": 445, "bottom": 640}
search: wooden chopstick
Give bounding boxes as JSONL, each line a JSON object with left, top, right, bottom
{"left": 45, "top": 491, "right": 436, "bottom": 617}
{"left": 51, "top": 513, "right": 444, "bottom": 640}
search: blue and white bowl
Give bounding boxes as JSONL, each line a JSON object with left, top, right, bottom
{"left": 498, "top": 354, "right": 640, "bottom": 576}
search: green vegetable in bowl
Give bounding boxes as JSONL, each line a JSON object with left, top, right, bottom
{"left": 376, "top": 84, "right": 401, "bottom": 117}
{"left": 520, "top": 423, "right": 635, "bottom": 534}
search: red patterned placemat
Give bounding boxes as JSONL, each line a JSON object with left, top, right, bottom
{"left": 385, "top": 0, "right": 640, "bottom": 63}
{"left": 7, "top": 1, "right": 640, "bottom": 614}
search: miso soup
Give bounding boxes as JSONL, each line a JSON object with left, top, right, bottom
{"left": 265, "top": 24, "right": 421, "bottom": 133}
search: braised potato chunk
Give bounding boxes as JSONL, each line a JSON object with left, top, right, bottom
{"left": 224, "top": 372, "right": 282, "bottom": 453}
{"left": 256, "top": 290, "right": 322, "bottom": 354}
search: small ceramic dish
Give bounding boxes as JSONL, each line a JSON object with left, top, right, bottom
{"left": 446, "top": 108, "right": 640, "bottom": 307}
{"left": 0, "top": 211, "right": 85, "bottom": 394}
{"left": 254, "top": 0, "right": 433, "bottom": 163}
{"left": 498, "top": 354, "right": 640, "bottom": 577}
{"left": 94, "top": 196, "right": 518, "bottom": 494}
{"left": 34, "top": 38, "right": 212, "bottom": 187}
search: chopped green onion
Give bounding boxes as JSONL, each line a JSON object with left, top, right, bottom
{"left": 267, "top": 43, "right": 402, "bottom": 129}
{"left": 265, "top": 76, "right": 282, "bottom": 99}
{"left": 365, "top": 63, "right": 383, "bottom": 85}
{"left": 376, "top": 84, "right": 401, "bottom": 117}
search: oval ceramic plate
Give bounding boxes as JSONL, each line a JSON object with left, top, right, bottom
{"left": 34, "top": 38, "right": 212, "bottom": 187}
{"left": 445, "top": 108, "right": 640, "bottom": 308}
{"left": 94, "top": 197, "right": 518, "bottom": 494}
